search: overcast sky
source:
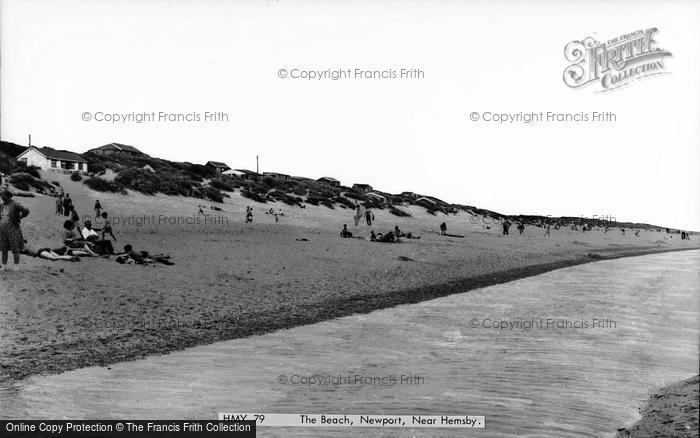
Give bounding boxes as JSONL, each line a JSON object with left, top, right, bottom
{"left": 2, "top": 0, "right": 699, "bottom": 230}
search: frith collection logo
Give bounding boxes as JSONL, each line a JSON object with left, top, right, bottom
{"left": 563, "top": 28, "right": 672, "bottom": 92}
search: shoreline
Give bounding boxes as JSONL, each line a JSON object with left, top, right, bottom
{"left": 616, "top": 374, "right": 699, "bottom": 437}
{"left": 2, "top": 245, "right": 697, "bottom": 384}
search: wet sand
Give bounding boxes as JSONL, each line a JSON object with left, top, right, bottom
{"left": 1, "top": 172, "right": 698, "bottom": 383}
{"left": 617, "top": 375, "right": 699, "bottom": 437}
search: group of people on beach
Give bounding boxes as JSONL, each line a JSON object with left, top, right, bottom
{"left": 340, "top": 202, "right": 419, "bottom": 243}
{"left": 0, "top": 188, "right": 175, "bottom": 270}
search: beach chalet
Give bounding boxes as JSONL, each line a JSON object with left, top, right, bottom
{"left": 223, "top": 169, "right": 262, "bottom": 181}
{"left": 366, "top": 192, "right": 388, "bottom": 206}
{"left": 415, "top": 196, "right": 437, "bottom": 208}
{"left": 317, "top": 176, "right": 340, "bottom": 187}
{"left": 401, "top": 191, "right": 418, "bottom": 200}
{"left": 87, "top": 142, "right": 143, "bottom": 156}
{"left": 16, "top": 146, "right": 88, "bottom": 174}
{"left": 263, "top": 172, "right": 291, "bottom": 181}
{"left": 352, "top": 183, "right": 373, "bottom": 192}
{"left": 366, "top": 192, "right": 386, "bottom": 201}
{"left": 205, "top": 161, "right": 231, "bottom": 174}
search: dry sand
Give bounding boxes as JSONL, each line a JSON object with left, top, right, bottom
{"left": 1, "top": 171, "right": 698, "bottom": 385}
{"left": 617, "top": 374, "right": 699, "bottom": 437}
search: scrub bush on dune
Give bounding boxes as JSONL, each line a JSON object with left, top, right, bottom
{"left": 241, "top": 189, "right": 268, "bottom": 203}
{"left": 389, "top": 206, "right": 411, "bottom": 217}
{"left": 9, "top": 173, "right": 52, "bottom": 193}
{"left": 70, "top": 172, "right": 83, "bottom": 181}
{"left": 83, "top": 176, "right": 126, "bottom": 193}
{"left": 209, "top": 179, "right": 235, "bottom": 192}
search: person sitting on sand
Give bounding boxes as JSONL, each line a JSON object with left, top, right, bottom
{"left": 62, "top": 220, "right": 98, "bottom": 254}
{"left": 100, "top": 212, "right": 116, "bottom": 241}
{"left": 370, "top": 230, "right": 377, "bottom": 241}
{"left": 340, "top": 224, "right": 353, "bottom": 238}
{"left": 115, "top": 244, "right": 146, "bottom": 262}
{"left": 374, "top": 231, "right": 396, "bottom": 243}
{"left": 440, "top": 222, "right": 447, "bottom": 235}
{"left": 80, "top": 220, "right": 114, "bottom": 254}
{"left": 22, "top": 243, "right": 80, "bottom": 262}
{"left": 68, "top": 205, "right": 80, "bottom": 223}
{"left": 394, "top": 226, "right": 418, "bottom": 239}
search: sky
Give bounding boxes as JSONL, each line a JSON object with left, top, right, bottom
{"left": 1, "top": 0, "right": 699, "bottom": 230}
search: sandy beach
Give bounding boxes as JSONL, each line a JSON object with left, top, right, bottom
{"left": 1, "top": 171, "right": 697, "bottom": 384}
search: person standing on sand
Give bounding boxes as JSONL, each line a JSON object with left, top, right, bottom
{"left": 63, "top": 194, "right": 72, "bottom": 217}
{"left": 101, "top": 212, "right": 116, "bottom": 241}
{"left": 502, "top": 219, "right": 511, "bottom": 236}
{"left": 94, "top": 200, "right": 102, "bottom": 218}
{"left": 0, "top": 191, "right": 30, "bottom": 271}
{"left": 544, "top": 224, "right": 551, "bottom": 236}
{"left": 245, "top": 206, "right": 253, "bottom": 223}
{"left": 440, "top": 222, "right": 447, "bottom": 235}
{"left": 353, "top": 203, "right": 362, "bottom": 227}
{"left": 55, "top": 195, "right": 63, "bottom": 215}
{"left": 365, "top": 208, "right": 375, "bottom": 226}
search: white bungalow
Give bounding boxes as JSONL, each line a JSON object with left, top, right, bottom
{"left": 16, "top": 146, "right": 88, "bottom": 174}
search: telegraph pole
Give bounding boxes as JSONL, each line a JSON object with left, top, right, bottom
{"left": 256, "top": 155, "right": 259, "bottom": 174}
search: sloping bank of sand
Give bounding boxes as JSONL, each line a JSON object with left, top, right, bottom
{"left": 1, "top": 174, "right": 699, "bottom": 383}
{"left": 617, "top": 375, "right": 699, "bottom": 437}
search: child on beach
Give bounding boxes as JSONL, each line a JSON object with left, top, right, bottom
{"left": 100, "top": 212, "right": 116, "bottom": 240}
{"left": 0, "top": 190, "right": 30, "bottom": 271}
{"left": 340, "top": 224, "right": 353, "bottom": 238}
{"left": 245, "top": 206, "right": 253, "bottom": 223}
{"left": 440, "top": 222, "right": 447, "bottom": 235}
{"left": 94, "top": 200, "right": 102, "bottom": 218}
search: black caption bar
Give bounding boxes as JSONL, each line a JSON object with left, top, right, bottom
{"left": 0, "top": 421, "right": 255, "bottom": 437}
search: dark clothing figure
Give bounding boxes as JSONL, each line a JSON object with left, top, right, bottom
{"left": 440, "top": 222, "right": 447, "bottom": 235}
{"left": 94, "top": 200, "right": 102, "bottom": 217}
{"left": 340, "top": 225, "right": 353, "bottom": 238}
{"left": 376, "top": 231, "right": 395, "bottom": 243}
{"left": 517, "top": 223, "right": 525, "bottom": 234}
{"left": 62, "top": 196, "right": 72, "bottom": 217}
{"left": 365, "top": 209, "right": 375, "bottom": 226}
{"left": 502, "top": 220, "right": 511, "bottom": 235}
